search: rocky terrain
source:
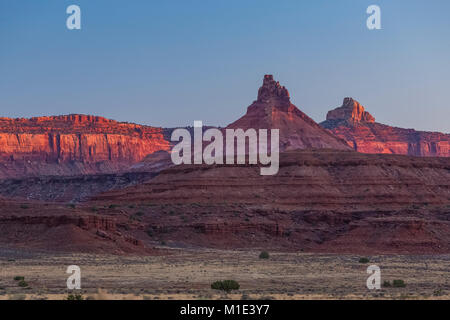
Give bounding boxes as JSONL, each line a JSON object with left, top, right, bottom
{"left": 0, "top": 114, "right": 170, "bottom": 179}
{"left": 321, "top": 98, "right": 450, "bottom": 157}
{"left": 227, "top": 75, "right": 350, "bottom": 151}
{"left": 90, "top": 149, "right": 450, "bottom": 254}
{"left": 0, "top": 197, "right": 154, "bottom": 254}
{"left": 0, "top": 76, "right": 449, "bottom": 255}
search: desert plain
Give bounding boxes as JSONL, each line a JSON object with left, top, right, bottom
{"left": 1, "top": 247, "right": 450, "bottom": 300}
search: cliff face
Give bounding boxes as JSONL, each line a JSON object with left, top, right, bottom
{"left": 321, "top": 98, "right": 450, "bottom": 157}
{"left": 227, "top": 75, "right": 351, "bottom": 151}
{"left": 0, "top": 115, "right": 170, "bottom": 178}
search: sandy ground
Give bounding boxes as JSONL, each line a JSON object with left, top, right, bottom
{"left": 1, "top": 247, "right": 450, "bottom": 300}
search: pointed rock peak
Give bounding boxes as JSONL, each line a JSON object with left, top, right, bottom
{"left": 326, "top": 97, "right": 375, "bottom": 124}
{"left": 257, "top": 75, "right": 290, "bottom": 105}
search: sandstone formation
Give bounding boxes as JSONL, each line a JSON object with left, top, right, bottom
{"left": 0, "top": 171, "right": 157, "bottom": 203}
{"left": 0, "top": 115, "right": 170, "bottom": 178}
{"left": 326, "top": 97, "right": 375, "bottom": 124}
{"left": 227, "top": 75, "right": 351, "bottom": 151}
{"left": 321, "top": 98, "right": 450, "bottom": 157}
{"left": 91, "top": 150, "right": 450, "bottom": 254}
{"left": 2, "top": 77, "right": 450, "bottom": 255}
{"left": 0, "top": 198, "right": 158, "bottom": 254}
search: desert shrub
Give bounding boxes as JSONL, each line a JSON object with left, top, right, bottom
{"left": 135, "top": 211, "right": 145, "bottom": 216}
{"left": 359, "top": 257, "right": 370, "bottom": 263}
{"left": 146, "top": 229, "right": 153, "bottom": 237}
{"left": 67, "top": 294, "right": 84, "bottom": 300}
{"left": 382, "top": 280, "right": 391, "bottom": 287}
{"left": 108, "top": 204, "right": 119, "bottom": 209}
{"left": 14, "top": 276, "right": 25, "bottom": 281}
{"left": 241, "top": 293, "right": 250, "bottom": 300}
{"left": 211, "top": 280, "right": 240, "bottom": 293}
{"left": 18, "top": 280, "right": 28, "bottom": 288}
{"left": 91, "top": 206, "right": 98, "bottom": 212}
{"left": 259, "top": 251, "right": 270, "bottom": 259}
{"left": 130, "top": 214, "right": 142, "bottom": 221}
{"left": 20, "top": 204, "right": 29, "bottom": 209}
{"left": 393, "top": 279, "right": 406, "bottom": 288}
{"left": 68, "top": 204, "right": 76, "bottom": 209}
{"left": 433, "top": 289, "right": 444, "bottom": 296}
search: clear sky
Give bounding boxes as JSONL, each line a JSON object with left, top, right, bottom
{"left": 1, "top": 0, "right": 449, "bottom": 132}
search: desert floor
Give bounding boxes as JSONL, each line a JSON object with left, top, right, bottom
{"left": 1, "top": 247, "right": 450, "bottom": 300}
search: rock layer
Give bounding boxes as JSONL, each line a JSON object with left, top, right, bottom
{"left": 0, "top": 199, "right": 154, "bottom": 254}
{"left": 326, "top": 97, "right": 375, "bottom": 124}
{"left": 321, "top": 98, "right": 450, "bottom": 157}
{"left": 0, "top": 115, "right": 170, "bottom": 178}
{"left": 227, "top": 75, "right": 351, "bottom": 151}
{"left": 91, "top": 150, "right": 450, "bottom": 254}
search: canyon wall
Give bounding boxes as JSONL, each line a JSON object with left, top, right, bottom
{"left": 0, "top": 115, "right": 170, "bottom": 178}
{"left": 321, "top": 98, "right": 450, "bottom": 157}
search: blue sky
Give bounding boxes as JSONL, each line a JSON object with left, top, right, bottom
{"left": 1, "top": 0, "right": 449, "bottom": 132}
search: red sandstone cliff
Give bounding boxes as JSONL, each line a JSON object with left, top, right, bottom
{"left": 0, "top": 115, "right": 170, "bottom": 178}
{"left": 320, "top": 98, "right": 450, "bottom": 157}
{"left": 227, "top": 75, "right": 351, "bottom": 151}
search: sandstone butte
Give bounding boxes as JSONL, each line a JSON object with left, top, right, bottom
{"left": 227, "top": 75, "right": 351, "bottom": 151}
{"left": 88, "top": 76, "right": 450, "bottom": 254}
{"left": 320, "top": 97, "right": 450, "bottom": 157}
{"left": 0, "top": 114, "right": 170, "bottom": 178}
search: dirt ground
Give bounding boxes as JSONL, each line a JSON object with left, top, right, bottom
{"left": 1, "top": 247, "right": 450, "bottom": 300}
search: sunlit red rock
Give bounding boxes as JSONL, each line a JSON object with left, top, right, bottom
{"left": 0, "top": 115, "right": 170, "bottom": 178}
{"left": 321, "top": 98, "right": 450, "bottom": 157}
{"left": 227, "top": 75, "right": 351, "bottom": 151}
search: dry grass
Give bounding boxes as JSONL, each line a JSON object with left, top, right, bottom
{"left": 1, "top": 248, "right": 450, "bottom": 300}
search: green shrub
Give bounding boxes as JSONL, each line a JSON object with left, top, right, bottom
{"left": 382, "top": 280, "right": 391, "bottom": 287}
{"left": 68, "top": 204, "right": 76, "bottom": 209}
{"left": 359, "top": 257, "right": 370, "bottom": 263}
{"left": 146, "top": 229, "right": 153, "bottom": 237}
{"left": 433, "top": 289, "right": 444, "bottom": 296}
{"left": 108, "top": 204, "right": 119, "bottom": 209}
{"left": 67, "top": 294, "right": 84, "bottom": 300}
{"left": 14, "top": 276, "right": 25, "bottom": 281}
{"left": 18, "top": 280, "right": 28, "bottom": 288}
{"left": 135, "top": 211, "right": 145, "bottom": 216}
{"left": 259, "top": 251, "right": 270, "bottom": 259}
{"left": 20, "top": 204, "right": 29, "bottom": 209}
{"left": 211, "top": 280, "right": 240, "bottom": 293}
{"left": 393, "top": 279, "right": 406, "bottom": 288}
